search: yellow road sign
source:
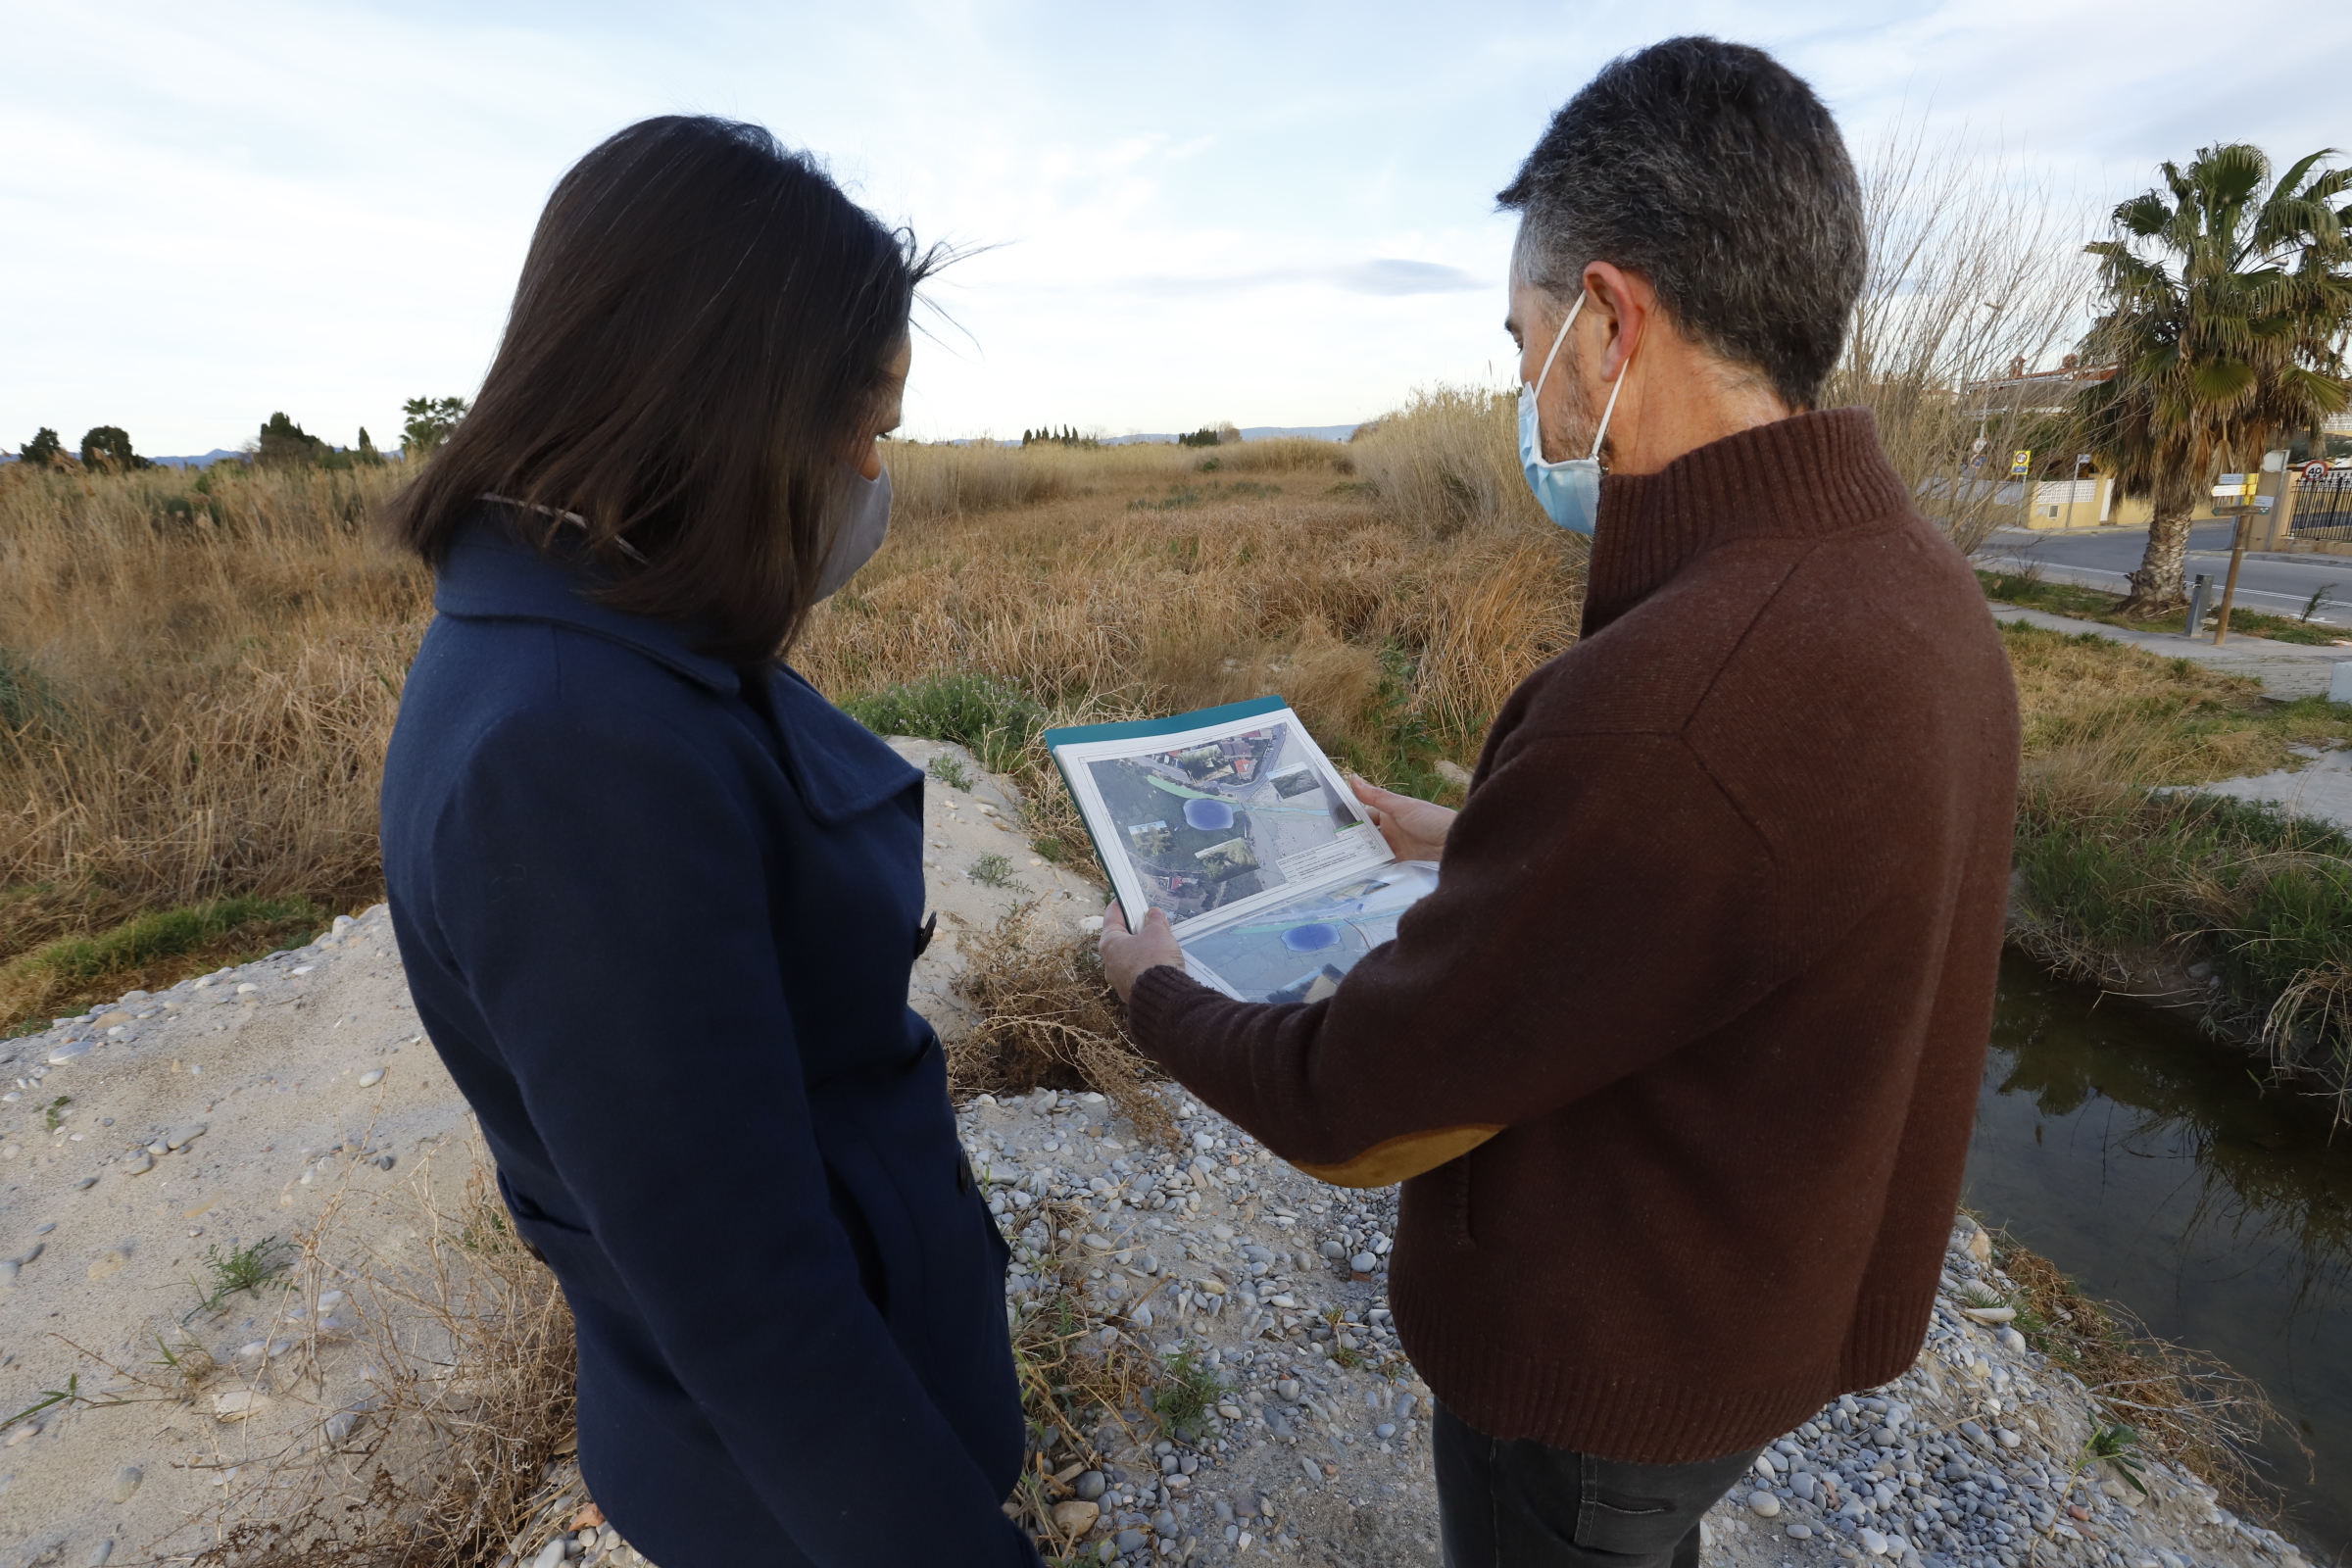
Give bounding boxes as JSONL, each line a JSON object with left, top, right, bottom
{"left": 2009, "top": 450, "right": 2033, "bottom": 477}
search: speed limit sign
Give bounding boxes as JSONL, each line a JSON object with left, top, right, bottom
{"left": 2309, "top": 462, "right": 2333, "bottom": 481}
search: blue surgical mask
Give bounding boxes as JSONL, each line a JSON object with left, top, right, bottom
{"left": 1518, "top": 291, "right": 1634, "bottom": 536}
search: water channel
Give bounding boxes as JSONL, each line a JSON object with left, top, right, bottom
{"left": 1962, "top": 954, "right": 2352, "bottom": 1563}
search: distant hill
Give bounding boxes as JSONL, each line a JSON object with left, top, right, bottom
{"left": 956, "top": 423, "right": 1363, "bottom": 448}
{"left": 0, "top": 448, "right": 248, "bottom": 467}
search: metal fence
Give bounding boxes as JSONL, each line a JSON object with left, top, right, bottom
{"left": 2293, "top": 469, "right": 2352, "bottom": 543}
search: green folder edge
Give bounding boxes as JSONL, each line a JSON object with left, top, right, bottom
{"left": 1041, "top": 693, "right": 1290, "bottom": 925}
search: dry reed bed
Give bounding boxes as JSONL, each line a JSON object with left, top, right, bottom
{"left": 0, "top": 417, "right": 1581, "bottom": 1003}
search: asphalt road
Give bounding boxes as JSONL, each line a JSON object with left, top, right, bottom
{"left": 1977, "top": 523, "right": 2352, "bottom": 630}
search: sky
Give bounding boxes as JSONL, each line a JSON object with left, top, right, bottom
{"left": 4, "top": 0, "right": 2348, "bottom": 455}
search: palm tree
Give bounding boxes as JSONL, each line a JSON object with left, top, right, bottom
{"left": 2074, "top": 145, "right": 2350, "bottom": 614}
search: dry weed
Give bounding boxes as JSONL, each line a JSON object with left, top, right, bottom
{"left": 146, "top": 1141, "right": 580, "bottom": 1568}
{"left": 1003, "top": 1196, "right": 1165, "bottom": 1555}
{"left": 1988, "top": 1230, "right": 2308, "bottom": 1517}
{"left": 949, "top": 901, "right": 1174, "bottom": 1150}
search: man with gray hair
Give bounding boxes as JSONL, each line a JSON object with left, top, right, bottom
{"left": 1101, "top": 36, "right": 2020, "bottom": 1568}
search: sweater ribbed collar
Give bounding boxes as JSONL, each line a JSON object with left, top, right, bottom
{"left": 1581, "top": 407, "right": 1910, "bottom": 636}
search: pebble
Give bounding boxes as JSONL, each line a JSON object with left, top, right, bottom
{"left": 1748, "top": 1491, "right": 1782, "bottom": 1518}
{"left": 122, "top": 1151, "right": 156, "bottom": 1176}
{"left": 1075, "top": 1471, "right": 1106, "bottom": 1501}
{"left": 213, "top": 1390, "right": 269, "bottom": 1421}
{"left": 1052, "top": 1500, "right": 1101, "bottom": 1534}
{"left": 46, "top": 1042, "right": 91, "bottom": 1064}
{"left": 1787, "top": 1524, "right": 1814, "bottom": 1540}
{"left": 86, "top": 1543, "right": 114, "bottom": 1567}
{"left": 1115, "top": 1529, "right": 1147, "bottom": 1553}
{"left": 530, "top": 1540, "right": 567, "bottom": 1568}
{"left": 113, "top": 1465, "right": 142, "bottom": 1502}
{"left": 359, "top": 1068, "right": 386, "bottom": 1088}
{"left": 1860, "top": 1527, "right": 1890, "bottom": 1555}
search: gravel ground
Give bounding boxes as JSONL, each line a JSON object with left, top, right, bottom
{"left": 1, "top": 738, "right": 2324, "bottom": 1568}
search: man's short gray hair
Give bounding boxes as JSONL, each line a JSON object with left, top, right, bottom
{"left": 1498, "top": 37, "right": 1865, "bottom": 412}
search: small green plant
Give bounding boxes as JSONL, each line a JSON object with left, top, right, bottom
{"left": 2302, "top": 583, "right": 2337, "bottom": 623}
{"left": 1030, "top": 837, "right": 1067, "bottom": 864}
{"left": 2070, "top": 1421, "right": 2150, "bottom": 1496}
{"left": 1152, "top": 1347, "right": 1225, "bottom": 1440}
{"left": 1127, "top": 487, "right": 1203, "bottom": 512}
{"left": 926, "top": 754, "right": 974, "bottom": 792}
{"left": 42, "top": 1095, "right": 69, "bottom": 1132}
{"left": 969, "top": 853, "right": 1018, "bottom": 890}
{"left": 840, "top": 673, "right": 1045, "bottom": 775}
{"left": 0, "top": 1373, "right": 129, "bottom": 1437}
{"left": 185, "top": 1235, "right": 291, "bottom": 1320}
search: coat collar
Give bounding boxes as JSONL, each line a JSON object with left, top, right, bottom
{"left": 433, "top": 514, "right": 919, "bottom": 826}
{"left": 434, "top": 514, "right": 743, "bottom": 695}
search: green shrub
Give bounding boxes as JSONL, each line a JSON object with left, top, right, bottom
{"left": 2013, "top": 791, "right": 2352, "bottom": 1101}
{"left": 841, "top": 673, "right": 1045, "bottom": 775}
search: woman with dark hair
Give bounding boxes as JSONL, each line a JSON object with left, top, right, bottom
{"left": 378, "top": 118, "right": 1043, "bottom": 1567}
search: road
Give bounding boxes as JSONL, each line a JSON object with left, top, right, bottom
{"left": 1977, "top": 522, "right": 2352, "bottom": 629}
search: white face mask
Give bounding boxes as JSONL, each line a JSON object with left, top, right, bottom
{"left": 1517, "top": 291, "right": 1634, "bottom": 536}
{"left": 814, "top": 465, "right": 891, "bottom": 601}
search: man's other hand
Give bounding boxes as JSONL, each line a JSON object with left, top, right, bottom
{"left": 1348, "top": 774, "right": 1456, "bottom": 862}
{"left": 1100, "top": 902, "right": 1183, "bottom": 1004}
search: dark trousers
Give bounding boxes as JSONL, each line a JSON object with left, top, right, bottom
{"left": 1434, "top": 1402, "right": 1761, "bottom": 1568}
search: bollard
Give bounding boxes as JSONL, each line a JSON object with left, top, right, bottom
{"left": 2183, "top": 575, "right": 2212, "bottom": 637}
{"left": 2332, "top": 661, "right": 2352, "bottom": 708}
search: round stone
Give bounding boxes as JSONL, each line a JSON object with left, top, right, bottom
{"left": 1749, "top": 1492, "right": 1783, "bottom": 1518}
{"left": 1788, "top": 1525, "right": 1815, "bottom": 1541}
{"left": 1076, "top": 1470, "right": 1106, "bottom": 1500}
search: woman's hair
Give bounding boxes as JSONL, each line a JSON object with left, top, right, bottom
{"left": 379, "top": 116, "right": 940, "bottom": 663}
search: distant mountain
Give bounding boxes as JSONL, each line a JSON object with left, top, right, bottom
{"left": 956, "top": 422, "right": 1363, "bottom": 448}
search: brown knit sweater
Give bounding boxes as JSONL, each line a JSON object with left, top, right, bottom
{"left": 1128, "top": 409, "right": 2021, "bottom": 1463}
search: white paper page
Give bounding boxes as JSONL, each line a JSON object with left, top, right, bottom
{"left": 1055, "top": 707, "right": 1389, "bottom": 934}
{"left": 1179, "top": 861, "right": 1441, "bottom": 1004}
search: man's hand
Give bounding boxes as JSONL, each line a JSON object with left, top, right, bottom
{"left": 1348, "top": 774, "right": 1456, "bottom": 862}
{"left": 1099, "top": 901, "right": 1183, "bottom": 1004}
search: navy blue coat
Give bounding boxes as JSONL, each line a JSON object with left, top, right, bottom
{"left": 379, "top": 516, "right": 1042, "bottom": 1567}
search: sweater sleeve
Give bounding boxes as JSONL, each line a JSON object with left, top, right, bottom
{"left": 1127, "top": 728, "right": 1805, "bottom": 1169}
{"left": 428, "top": 708, "right": 1041, "bottom": 1568}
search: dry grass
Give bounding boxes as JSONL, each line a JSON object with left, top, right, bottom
{"left": 947, "top": 901, "right": 1174, "bottom": 1148}
{"left": 1986, "top": 1228, "right": 2306, "bottom": 1518}
{"left": 154, "top": 1145, "right": 580, "bottom": 1567}
{"left": 2005, "top": 620, "right": 2352, "bottom": 791}
{"left": 0, "top": 461, "right": 425, "bottom": 970}
{"left": 1, "top": 407, "right": 1583, "bottom": 996}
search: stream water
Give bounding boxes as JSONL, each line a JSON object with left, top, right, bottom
{"left": 1962, "top": 954, "right": 2352, "bottom": 1563}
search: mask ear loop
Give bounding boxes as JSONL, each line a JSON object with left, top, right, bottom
{"left": 1530, "top": 291, "right": 1586, "bottom": 400}
{"left": 1587, "top": 317, "right": 1640, "bottom": 464}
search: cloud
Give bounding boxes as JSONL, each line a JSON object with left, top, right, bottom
{"left": 1107, "top": 258, "right": 1488, "bottom": 299}
{"left": 1329, "top": 259, "right": 1486, "bottom": 295}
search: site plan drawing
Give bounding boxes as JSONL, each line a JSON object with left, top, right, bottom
{"left": 1177, "top": 860, "right": 1441, "bottom": 1004}
{"left": 1044, "top": 696, "right": 1440, "bottom": 1002}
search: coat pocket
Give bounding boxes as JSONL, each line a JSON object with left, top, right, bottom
{"left": 498, "top": 1171, "right": 630, "bottom": 1310}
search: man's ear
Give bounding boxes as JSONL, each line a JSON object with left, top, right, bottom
{"left": 1579, "top": 262, "right": 1657, "bottom": 383}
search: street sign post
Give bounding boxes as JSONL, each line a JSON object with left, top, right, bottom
{"left": 2012, "top": 450, "right": 2034, "bottom": 526}
{"left": 2210, "top": 473, "right": 2261, "bottom": 645}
